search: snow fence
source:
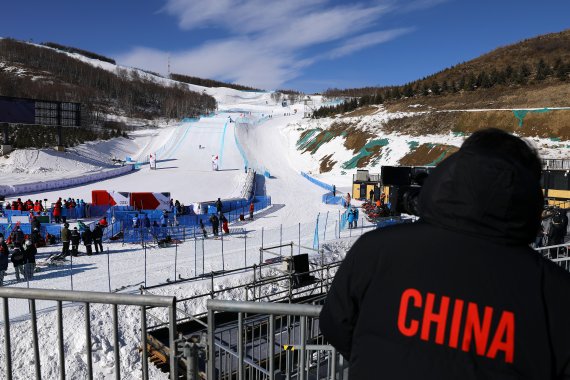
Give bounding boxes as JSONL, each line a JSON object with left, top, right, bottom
{"left": 0, "top": 165, "right": 134, "bottom": 197}
{"left": 300, "top": 172, "right": 344, "bottom": 205}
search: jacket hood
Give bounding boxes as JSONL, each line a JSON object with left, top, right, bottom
{"left": 418, "top": 147, "right": 543, "bottom": 245}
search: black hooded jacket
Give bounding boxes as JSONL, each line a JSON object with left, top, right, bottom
{"left": 320, "top": 148, "right": 570, "bottom": 379}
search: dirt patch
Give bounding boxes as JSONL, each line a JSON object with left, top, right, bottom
{"left": 383, "top": 109, "right": 570, "bottom": 139}
{"left": 319, "top": 154, "right": 337, "bottom": 173}
{"left": 399, "top": 144, "right": 459, "bottom": 166}
{"left": 298, "top": 121, "right": 375, "bottom": 155}
{"left": 383, "top": 112, "right": 459, "bottom": 135}
{"left": 342, "top": 106, "right": 380, "bottom": 118}
{"left": 385, "top": 82, "right": 570, "bottom": 112}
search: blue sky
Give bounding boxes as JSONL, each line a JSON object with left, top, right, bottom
{"left": 1, "top": 0, "right": 570, "bottom": 92}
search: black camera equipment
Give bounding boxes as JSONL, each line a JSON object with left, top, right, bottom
{"left": 381, "top": 166, "right": 431, "bottom": 216}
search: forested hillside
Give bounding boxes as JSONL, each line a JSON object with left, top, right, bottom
{"left": 0, "top": 38, "right": 217, "bottom": 123}
{"left": 316, "top": 29, "right": 570, "bottom": 117}
{"left": 170, "top": 73, "right": 260, "bottom": 92}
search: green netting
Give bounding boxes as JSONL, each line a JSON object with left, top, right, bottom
{"left": 512, "top": 108, "right": 550, "bottom": 127}
{"left": 452, "top": 131, "right": 465, "bottom": 137}
{"left": 297, "top": 129, "right": 338, "bottom": 154}
{"left": 342, "top": 139, "right": 389, "bottom": 169}
{"left": 550, "top": 137, "right": 561, "bottom": 142}
{"left": 407, "top": 141, "right": 419, "bottom": 150}
{"left": 296, "top": 128, "right": 321, "bottom": 150}
{"left": 427, "top": 151, "right": 449, "bottom": 166}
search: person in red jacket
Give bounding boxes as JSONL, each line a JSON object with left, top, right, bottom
{"left": 320, "top": 129, "right": 570, "bottom": 379}
{"left": 249, "top": 202, "right": 255, "bottom": 220}
{"left": 53, "top": 200, "right": 62, "bottom": 224}
{"left": 99, "top": 216, "right": 108, "bottom": 227}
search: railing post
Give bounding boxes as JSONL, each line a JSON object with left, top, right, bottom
{"left": 107, "top": 247, "right": 112, "bottom": 292}
{"left": 30, "top": 299, "right": 41, "bottom": 380}
{"left": 144, "top": 242, "right": 147, "bottom": 288}
{"left": 238, "top": 312, "right": 244, "bottom": 380}
{"left": 269, "top": 315, "right": 275, "bottom": 380}
{"left": 207, "top": 306, "right": 216, "bottom": 380}
{"left": 3, "top": 297, "right": 12, "bottom": 380}
{"left": 174, "top": 240, "right": 178, "bottom": 281}
{"left": 57, "top": 300, "right": 65, "bottom": 380}
{"left": 85, "top": 303, "right": 93, "bottom": 380}
{"left": 169, "top": 299, "right": 178, "bottom": 380}
{"left": 141, "top": 306, "right": 149, "bottom": 380}
{"left": 113, "top": 304, "right": 121, "bottom": 380}
{"left": 299, "top": 316, "right": 307, "bottom": 380}
{"left": 70, "top": 253, "right": 75, "bottom": 290}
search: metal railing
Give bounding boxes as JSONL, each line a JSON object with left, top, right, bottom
{"left": 0, "top": 287, "right": 178, "bottom": 380}
{"left": 206, "top": 299, "right": 345, "bottom": 380}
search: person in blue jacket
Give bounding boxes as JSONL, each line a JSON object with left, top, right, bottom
{"left": 347, "top": 208, "right": 355, "bottom": 229}
{"left": 160, "top": 211, "right": 169, "bottom": 227}
{"left": 353, "top": 206, "right": 359, "bottom": 228}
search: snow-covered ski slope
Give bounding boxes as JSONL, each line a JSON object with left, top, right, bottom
{"left": 6, "top": 112, "right": 253, "bottom": 204}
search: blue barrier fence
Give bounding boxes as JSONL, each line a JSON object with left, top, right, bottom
{"left": 300, "top": 172, "right": 334, "bottom": 192}
{"left": 103, "top": 195, "right": 272, "bottom": 243}
{"left": 321, "top": 192, "right": 344, "bottom": 205}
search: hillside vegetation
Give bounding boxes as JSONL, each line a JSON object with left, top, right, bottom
{"left": 170, "top": 73, "right": 261, "bottom": 92}
{"left": 0, "top": 38, "right": 217, "bottom": 123}
{"left": 316, "top": 29, "right": 570, "bottom": 117}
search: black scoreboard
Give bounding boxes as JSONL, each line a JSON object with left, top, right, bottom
{"left": 0, "top": 96, "right": 81, "bottom": 126}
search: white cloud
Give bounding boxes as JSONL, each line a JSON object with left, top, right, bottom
{"left": 327, "top": 28, "right": 415, "bottom": 58}
{"left": 118, "top": 0, "right": 445, "bottom": 89}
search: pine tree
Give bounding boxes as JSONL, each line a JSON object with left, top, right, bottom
{"left": 466, "top": 74, "right": 476, "bottom": 91}
{"left": 430, "top": 81, "right": 440, "bottom": 95}
{"left": 458, "top": 76, "right": 466, "bottom": 91}
{"left": 557, "top": 62, "right": 569, "bottom": 81}
{"left": 503, "top": 65, "right": 515, "bottom": 83}
{"left": 403, "top": 84, "right": 414, "bottom": 98}
{"left": 535, "top": 59, "right": 550, "bottom": 80}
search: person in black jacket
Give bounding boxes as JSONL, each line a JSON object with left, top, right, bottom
{"left": 70, "top": 227, "right": 81, "bottom": 256}
{"left": 92, "top": 223, "right": 103, "bottom": 253}
{"left": 0, "top": 237, "right": 9, "bottom": 286}
{"left": 320, "top": 128, "right": 570, "bottom": 379}
{"left": 81, "top": 227, "right": 93, "bottom": 256}
{"left": 215, "top": 198, "right": 223, "bottom": 216}
{"left": 11, "top": 226, "right": 25, "bottom": 249}
{"left": 23, "top": 240, "right": 37, "bottom": 279}
{"left": 209, "top": 214, "right": 219, "bottom": 236}
{"left": 11, "top": 246, "right": 25, "bottom": 281}
{"left": 31, "top": 216, "right": 41, "bottom": 232}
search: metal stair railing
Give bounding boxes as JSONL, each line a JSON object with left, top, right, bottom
{"left": 0, "top": 287, "right": 178, "bottom": 380}
{"left": 206, "top": 299, "right": 345, "bottom": 380}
